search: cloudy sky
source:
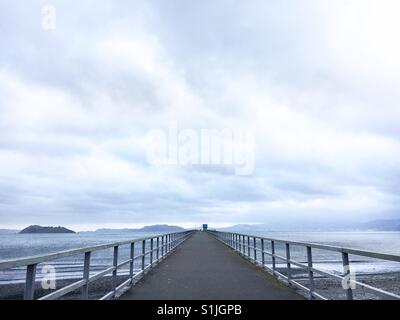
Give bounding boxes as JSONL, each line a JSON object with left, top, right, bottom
{"left": 0, "top": 0, "right": 399, "bottom": 230}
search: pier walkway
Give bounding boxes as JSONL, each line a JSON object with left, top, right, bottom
{"left": 1, "top": 229, "right": 399, "bottom": 300}
{"left": 120, "top": 231, "right": 302, "bottom": 300}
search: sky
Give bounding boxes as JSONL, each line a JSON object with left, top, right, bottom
{"left": 0, "top": 0, "right": 400, "bottom": 231}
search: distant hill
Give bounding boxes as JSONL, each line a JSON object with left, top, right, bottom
{"left": 19, "top": 225, "right": 76, "bottom": 234}
{"left": 358, "top": 219, "right": 400, "bottom": 231}
{"left": 217, "top": 219, "right": 400, "bottom": 232}
{"left": 94, "top": 224, "right": 186, "bottom": 234}
{"left": 139, "top": 224, "right": 186, "bottom": 232}
{"left": 218, "top": 224, "right": 272, "bottom": 232}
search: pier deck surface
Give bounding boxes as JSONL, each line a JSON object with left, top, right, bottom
{"left": 121, "top": 232, "right": 302, "bottom": 300}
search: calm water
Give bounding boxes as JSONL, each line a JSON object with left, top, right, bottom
{"left": 1, "top": 231, "right": 400, "bottom": 283}
{"left": 0, "top": 231, "right": 159, "bottom": 284}
{"left": 243, "top": 231, "right": 400, "bottom": 276}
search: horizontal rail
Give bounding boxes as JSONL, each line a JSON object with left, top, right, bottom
{"left": 232, "top": 232, "right": 400, "bottom": 262}
{"left": 0, "top": 230, "right": 195, "bottom": 300}
{"left": 39, "top": 280, "right": 86, "bottom": 300}
{"left": 0, "top": 233, "right": 184, "bottom": 270}
{"left": 117, "top": 259, "right": 132, "bottom": 269}
{"left": 88, "top": 266, "right": 116, "bottom": 283}
{"left": 210, "top": 231, "right": 400, "bottom": 300}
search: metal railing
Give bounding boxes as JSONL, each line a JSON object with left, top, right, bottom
{"left": 0, "top": 230, "right": 194, "bottom": 300}
{"left": 209, "top": 231, "right": 400, "bottom": 300}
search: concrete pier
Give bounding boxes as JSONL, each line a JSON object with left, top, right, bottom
{"left": 120, "top": 232, "right": 302, "bottom": 300}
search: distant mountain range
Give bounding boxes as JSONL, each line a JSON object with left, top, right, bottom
{"left": 217, "top": 219, "right": 400, "bottom": 232}
{"left": 0, "top": 224, "right": 185, "bottom": 234}
{"left": 1, "top": 220, "right": 399, "bottom": 234}
{"left": 92, "top": 224, "right": 186, "bottom": 234}
{"left": 358, "top": 219, "right": 400, "bottom": 231}
{"left": 19, "top": 225, "right": 76, "bottom": 234}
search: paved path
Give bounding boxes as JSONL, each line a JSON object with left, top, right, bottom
{"left": 120, "top": 232, "right": 303, "bottom": 300}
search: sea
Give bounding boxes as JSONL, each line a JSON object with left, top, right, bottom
{"left": 247, "top": 231, "right": 400, "bottom": 276}
{"left": 1, "top": 231, "right": 400, "bottom": 284}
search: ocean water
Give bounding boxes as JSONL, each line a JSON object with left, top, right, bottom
{"left": 243, "top": 231, "right": 400, "bottom": 276}
{"left": 0, "top": 231, "right": 159, "bottom": 284}
{"left": 0, "top": 231, "right": 400, "bottom": 284}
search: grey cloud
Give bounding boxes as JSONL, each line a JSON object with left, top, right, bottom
{"left": 0, "top": 1, "right": 400, "bottom": 229}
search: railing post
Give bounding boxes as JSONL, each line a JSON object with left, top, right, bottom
{"left": 286, "top": 243, "right": 291, "bottom": 283}
{"left": 271, "top": 240, "right": 276, "bottom": 274}
{"left": 342, "top": 252, "right": 354, "bottom": 300}
{"left": 253, "top": 237, "right": 257, "bottom": 261}
{"left": 130, "top": 242, "right": 135, "bottom": 283}
{"left": 112, "top": 246, "right": 118, "bottom": 297}
{"left": 235, "top": 234, "right": 238, "bottom": 251}
{"left": 141, "top": 240, "right": 146, "bottom": 271}
{"left": 307, "top": 246, "right": 315, "bottom": 299}
{"left": 157, "top": 237, "right": 160, "bottom": 261}
{"left": 24, "top": 264, "right": 37, "bottom": 300}
{"left": 261, "top": 239, "right": 265, "bottom": 267}
{"left": 82, "top": 251, "right": 91, "bottom": 299}
{"left": 161, "top": 235, "right": 165, "bottom": 257}
{"left": 150, "top": 238, "right": 154, "bottom": 266}
{"left": 247, "top": 236, "right": 250, "bottom": 257}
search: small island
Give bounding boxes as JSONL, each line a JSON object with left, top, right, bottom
{"left": 19, "top": 225, "right": 76, "bottom": 234}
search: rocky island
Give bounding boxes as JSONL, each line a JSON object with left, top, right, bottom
{"left": 19, "top": 225, "right": 76, "bottom": 234}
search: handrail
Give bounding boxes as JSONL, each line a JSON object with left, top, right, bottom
{"left": 0, "top": 232, "right": 190, "bottom": 270}
{"left": 0, "top": 230, "right": 195, "bottom": 300}
{"left": 209, "top": 230, "right": 400, "bottom": 300}
{"left": 224, "top": 231, "right": 400, "bottom": 262}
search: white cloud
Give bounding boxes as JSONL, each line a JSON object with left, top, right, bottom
{"left": 0, "top": 0, "right": 400, "bottom": 229}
